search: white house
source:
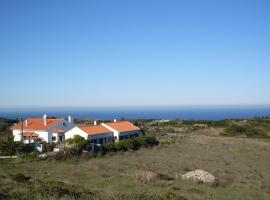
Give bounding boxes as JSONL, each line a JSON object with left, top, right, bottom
{"left": 65, "top": 120, "right": 142, "bottom": 144}
{"left": 101, "top": 120, "right": 142, "bottom": 142}
{"left": 12, "top": 115, "right": 75, "bottom": 144}
{"left": 65, "top": 125, "right": 114, "bottom": 144}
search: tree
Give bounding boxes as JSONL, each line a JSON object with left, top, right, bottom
{"left": 0, "top": 134, "right": 22, "bottom": 156}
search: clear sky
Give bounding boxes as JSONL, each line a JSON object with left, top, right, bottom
{"left": 0, "top": 0, "right": 270, "bottom": 108}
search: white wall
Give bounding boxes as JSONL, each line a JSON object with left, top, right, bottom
{"left": 47, "top": 119, "right": 75, "bottom": 142}
{"left": 88, "top": 133, "right": 113, "bottom": 144}
{"left": 35, "top": 131, "right": 49, "bottom": 142}
{"left": 12, "top": 119, "right": 75, "bottom": 143}
{"left": 101, "top": 123, "right": 120, "bottom": 141}
{"left": 65, "top": 127, "right": 88, "bottom": 140}
{"left": 13, "top": 130, "right": 22, "bottom": 142}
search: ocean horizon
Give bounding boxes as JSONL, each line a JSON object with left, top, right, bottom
{"left": 1, "top": 106, "right": 270, "bottom": 121}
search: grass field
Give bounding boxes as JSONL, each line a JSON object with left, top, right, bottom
{"left": 1, "top": 133, "right": 270, "bottom": 200}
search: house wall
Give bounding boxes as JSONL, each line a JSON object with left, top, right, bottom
{"left": 119, "top": 130, "right": 142, "bottom": 140}
{"left": 34, "top": 131, "right": 49, "bottom": 142}
{"left": 101, "top": 123, "right": 120, "bottom": 141}
{"left": 13, "top": 130, "right": 22, "bottom": 142}
{"left": 47, "top": 119, "right": 75, "bottom": 142}
{"left": 13, "top": 119, "right": 74, "bottom": 143}
{"left": 88, "top": 133, "right": 113, "bottom": 144}
{"left": 101, "top": 123, "right": 142, "bottom": 142}
{"left": 65, "top": 127, "right": 88, "bottom": 140}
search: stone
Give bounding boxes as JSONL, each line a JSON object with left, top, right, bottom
{"left": 38, "top": 154, "right": 48, "bottom": 159}
{"left": 182, "top": 169, "right": 215, "bottom": 183}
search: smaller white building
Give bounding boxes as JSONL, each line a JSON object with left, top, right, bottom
{"left": 65, "top": 125, "right": 114, "bottom": 144}
{"left": 65, "top": 120, "right": 142, "bottom": 144}
{"left": 101, "top": 120, "right": 142, "bottom": 142}
{"left": 12, "top": 115, "right": 75, "bottom": 144}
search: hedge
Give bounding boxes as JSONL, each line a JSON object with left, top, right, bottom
{"left": 104, "top": 136, "right": 159, "bottom": 152}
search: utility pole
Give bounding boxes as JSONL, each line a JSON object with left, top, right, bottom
{"left": 20, "top": 116, "right": 24, "bottom": 143}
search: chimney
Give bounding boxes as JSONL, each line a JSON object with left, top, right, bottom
{"left": 43, "top": 114, "right": 47, "bottom": 126}
{"left": 68, "top": 116, "right": 73, "bottom": 123}
{"left": 94, "top": 121, "right": 97, "bottom": 126}
{"left": 25, "top": 120, "right": 28, "bottom": 127}
{"left": 114, "top": 119, "right": 117, "bottom": 123}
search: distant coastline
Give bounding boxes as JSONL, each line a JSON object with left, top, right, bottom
{"left": 1, "top": 106, "right": 270, "bottom": 120}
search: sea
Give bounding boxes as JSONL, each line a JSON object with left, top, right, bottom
{"left": 1, "top": 106, "right": 270, "bottom": 121}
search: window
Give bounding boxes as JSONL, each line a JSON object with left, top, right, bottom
{"left": 98, "top": 138, "right": 103, "bottom": 144}
{"left": 59, "top": 136, "right": 64, "bottom": 142}
{"left": 52, "top": 136, "right": 56, "bottom": 142}
{"left": 63, "top": 122, "right": 67, "bottom": 127}
{"left": 91, "top": 139, "right": 97, "bottom": 144}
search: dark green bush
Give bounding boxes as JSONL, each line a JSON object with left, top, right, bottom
{"left": 0, "top": 134, "right": 22, "bottom": 156}
{"left": 104, "top": 136, "right": 159, "bottom": 152}
{"left": 11, "top": 173, "right": 31, "bottom": 183}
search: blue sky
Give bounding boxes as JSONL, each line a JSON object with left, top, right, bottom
{"left": 0, "top": 0, "right": 270, "bottom": 108}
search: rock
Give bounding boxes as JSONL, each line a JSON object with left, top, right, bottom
{"left": 38, "top": 154, "right": 48, "bottom": 159}
{"left": 182, "top": 169, "right": 215, "bottom": 183}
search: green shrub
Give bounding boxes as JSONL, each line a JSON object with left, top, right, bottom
{"left": 65, "top": 135, "right": 90, "bottom": 152}
{"left": 104, "top": 136, "right": 159, "bottom": 152}
{"left": 19, "top": 152, "right": 37, "bottom": 161}
{"left": 221, "top": 125, "right": 269, "bottom": 139}
{"left": 0, "top": 134, "right": 22, "bottom": 156}
{"left": 11, "top": 173, "right": 31, "bottom": 183}
{"left": 44, "top": 142, "right": 56, "bottom": 152}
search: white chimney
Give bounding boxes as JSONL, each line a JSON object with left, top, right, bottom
{"left": 68, "top": 116, "right": 73, "bottom": 123}
{"left": 43, "top": 114, "right": 47, "bottom": 126}
{"left": 114, "top": 119, "right": 117, "bottom": 123}
{"left": 94, "top": 121, "right": 97, "bottom": 126}
{"left": 25, "top": 120, "right": 28, "bottom": 127}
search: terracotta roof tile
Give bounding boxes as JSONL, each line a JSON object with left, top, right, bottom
{"left": 12, "top": 118, "right": 62, "bottom": 131}
{"left": 79, "top": 125, "right": 112, "bottom": 135}
{"left": 104, "top": 121, "right": 140, "bottom": 132}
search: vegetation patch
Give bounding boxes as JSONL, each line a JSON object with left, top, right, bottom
{"left": 10, "top": 173, "right": 31, "bottom": 183}
{"left": 221, "top": 125, "right": 270, "bottom": 139}
{"left": 104, "top": 136, "right": 159, "bottom": 152}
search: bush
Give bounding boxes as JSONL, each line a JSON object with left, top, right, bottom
{"left": 104, "top": 136, "right": 159, "bottom": 152}
{"left": 44, "top": 142, "right": 56, "bottom": 152}
{"left": 11, "top": 173, "right": 31, "bottom": 183}
{"left": 65, "top": 135, "right": 90, "bottom": 153}
{"left": 221, "top": 125, "right": 269, "bottom": 139}
{"left": 19, "top": 152, "right": 38, "bottom": 161}
{"left": 0, "top": 134, "right": 23, "bottom": 156}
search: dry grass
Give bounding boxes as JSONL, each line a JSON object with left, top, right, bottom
{"left": 134, "top": 170, "right": 158, "bottom": 183}
{"left": 1, "top": 134, "right": 270, "bottom": 199}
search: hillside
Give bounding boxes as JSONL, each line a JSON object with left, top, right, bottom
{"left": 0, "top": 118, "right": 270, "bottom": 199}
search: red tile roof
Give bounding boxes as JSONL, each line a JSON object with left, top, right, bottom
{"left": 12, "top": 118, "right": 62, "bottom": 131}
{"left": 79, "top": 125, "right": 112, "bottom": 135}
{"left": 51, "top": 129, "right": 65, "bottom": 134}
{"left": 104, "top": 121, "right": 140, "bottom": 132}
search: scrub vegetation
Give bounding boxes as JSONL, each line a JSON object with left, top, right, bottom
{"left": 0, "top": 117, "right": 270, "bottom": 199}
